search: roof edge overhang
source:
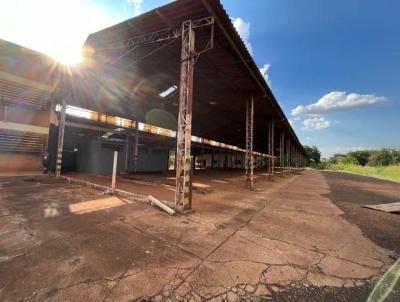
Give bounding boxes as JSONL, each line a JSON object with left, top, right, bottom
{"left": 199, "top": 0, "right": 304, "bottom": 153}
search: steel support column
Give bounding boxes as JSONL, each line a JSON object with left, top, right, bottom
{"left": 133, "top": 121, "right": 139, "bottom": 173}
{"left": 270, "top": 120, "right": 275, "bottom": 175}
{"left": 55, "top": 100, "right": 66, "bottom": 178}
{"left": 125, "top": 133, "right": 130, "bottom": 172}
{"left": 280, "top": 132, "right": 285, "bottom": 173}
{"left": 288, "top": 138, "right": 292, "bottom": 171}
{"left": 245, "top": 97, "right": 254, "bottom": 189}
{"left": 268, "top": 121, "right": 272, "bottom": 174}
{"left": 286, "top": 137, "right": 291, "bottom": 172}
{"left": 175, "top": 20, "right": 196, "bottom": 210}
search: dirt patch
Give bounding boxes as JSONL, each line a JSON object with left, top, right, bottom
{"left": 321, "top": 171, "right": 400, "bottom": 255}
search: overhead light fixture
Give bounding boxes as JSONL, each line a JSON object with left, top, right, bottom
{"left": 102, "top": 132, "right": 114, "bottom": 139}
{"left": 209, "top": 101, "right": 217, "bottom": 105}
{"left": 159, "top": 85, "right": 178, "bottom": 98}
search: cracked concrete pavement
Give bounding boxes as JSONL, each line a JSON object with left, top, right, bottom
{"left": 0, "top": 170, "right": 397, "bottom": 301}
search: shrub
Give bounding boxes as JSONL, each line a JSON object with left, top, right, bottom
{"left": 343, "top": 154, "right": 358, "bottom": 165}
{"left": 368, "top": 149, "right": 395, "bottom": 166}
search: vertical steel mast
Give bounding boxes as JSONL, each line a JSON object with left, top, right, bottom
{"left": 175, "top": 20, "right": 195, "bottom": 210}
{"left": 245, "top": 97, "right": 254, "bottom": 189}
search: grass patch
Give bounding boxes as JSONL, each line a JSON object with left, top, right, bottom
{"left": 325, "top": 164, "right": 400, "bottom": 182}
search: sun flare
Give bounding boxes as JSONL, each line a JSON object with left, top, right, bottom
{"left": 0, "top": 0, "right": 127, "bottom": 67}
{"left": 52, "top": 48, "right": 82, "bottom": 66}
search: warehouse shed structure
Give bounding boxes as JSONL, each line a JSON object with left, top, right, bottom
{"left": 0, "top": 0, "right": 306, "bottom": 212}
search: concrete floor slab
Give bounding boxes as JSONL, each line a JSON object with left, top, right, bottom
{"left": 0, "top": 170, "right": 399, "bottom": 301}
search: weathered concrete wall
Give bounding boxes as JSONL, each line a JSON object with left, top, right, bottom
{"left": 2, "top": 105, "right": 50, "bottom": 127}
{"left": 0, "top": 104, "right": 50, "bottom": 174}
{"left": 135, "top": 146, "right": 168, "bottom": 172}
{"left": 0, "top": 153, "right": 42, "bottom": 173}
{"left": 75, "top": 138, "right": 127, "bottom": 174}
{"left": 63, "top": 135, "right": 169, "bottom": 174}
{"left": 0, "top": 67, "right": 52, "bottom": 174}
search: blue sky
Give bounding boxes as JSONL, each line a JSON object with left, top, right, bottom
{"left": 1, "top": 0, "right": 399, "bottom": 157}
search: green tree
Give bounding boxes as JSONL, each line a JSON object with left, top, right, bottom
{"left": 303, "top": 145, "right": 321, "bottom": 165}
{"left": 368, "top": 149, "right": 394, "bottom": 166}
{"left": 330, "top": 153, "right": 345, "bottom": 164}
{"left": 343, "top": 154, "right": 358, "bottom": 165}
{"left": 393, "top": 150, "right": 400, "bottom": 164}
{"left": 348, "top": 150, "right": 375, "bottom": 166}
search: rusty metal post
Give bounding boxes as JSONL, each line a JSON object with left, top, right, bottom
{"left": 281, "top": 132, "right": 285, "bottom": 173}
{"left": 279, "top": 132, "right": 282, "bottom": 171}
{"left": 55, "top": 100, "right": 66, "bottom": 177}
{"left": 268, "top": 121, "right": 272, "bottom": 174}
{"left": 188, "top": 156, "right": 193, "bottom": 209}
{"left": 211, "top": 149, "right": 214, "bottom": 169}
{"left": 111, "top": 150, "right": 118, "bottom": 192}
{"left": 285, "top": 137, "right": 289, "bottom": 172}
{"left": 288, "top": 138, "right": 292, "bottom": 172}
{"left": 125, "top": 133, "right": 130, "bottom": 172}
{"left": 271, "top": 120, "right": 275, "bottom": 175}
{"left": 245, "top": 97, "right": 254, "bottom": 189}
{"left": 296, "top": 148, "right": 299, "bottom": 168}
{"left": 133, "top": 121, "right": 139, "bottom": 173}
{"left": 219, "top": 149, "right": 222, "bottom": 169}
{"left": 175, "top": 20, "right": 195, "bottom": 211}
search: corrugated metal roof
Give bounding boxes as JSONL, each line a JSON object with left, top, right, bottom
{"left": 74, "top": 0, "right": 304, "bottom": 153}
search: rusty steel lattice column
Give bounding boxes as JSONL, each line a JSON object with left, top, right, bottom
{"left": 55, "top": 100, "right": 66, "bottom": 177}
{"left": 245, "top": 97, "right": 254, "bottom": 189}
{"left": 297, "top": 148, "right": 300, "bottom": 168}
{"left": 280, "top": 132, "right": 285, "bottom": 172}
{"left": 288, "top": 138, "right": 292, "bottom": 171}
{"left": 268, "top": 122, "right": 272, "bottom": 174}
{"left": 290, "top": 140, "right": 293, "bottom": 170}
{"left": 133, "top": 121, "right": 139, "bottom": 173}
{"left": 286, "top": 138, "right": 290, "bottom": 170}
{"left": 269, "top": 120, "right": 275, "bottom": 175}
{"left": 175, "top": 20, "right": 196, "bottom": 210}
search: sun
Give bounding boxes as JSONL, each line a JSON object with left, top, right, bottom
{"left": 52, "top": 48, "right": 83, "bottom": 66}
{"left": 0, "top": 0, "right": 123, "bottom": 67}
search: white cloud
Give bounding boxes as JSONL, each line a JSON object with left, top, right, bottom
{"left": 126, "top": 0, "right": 143, "bottom": 16}
{"left": 231, "top": 17, "right": 252, "bottom": 54}
{"left": 259, "top": 64, "right": 271, "bottom": 85}
{"left": 292, "top": 91, "right": 390, "bottom": 116}
{"left": 302, "top": 117, "right": 331, "bottom": 130}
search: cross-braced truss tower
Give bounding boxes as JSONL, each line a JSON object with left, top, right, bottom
{"left": 245, "top": 97, "right": 254, "bottom": 189}
{"left": 268, "top": 120, "right": 275, "bottom": 175}
{"left": 175, "top": 17, "right": 214, "bottom": 211}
